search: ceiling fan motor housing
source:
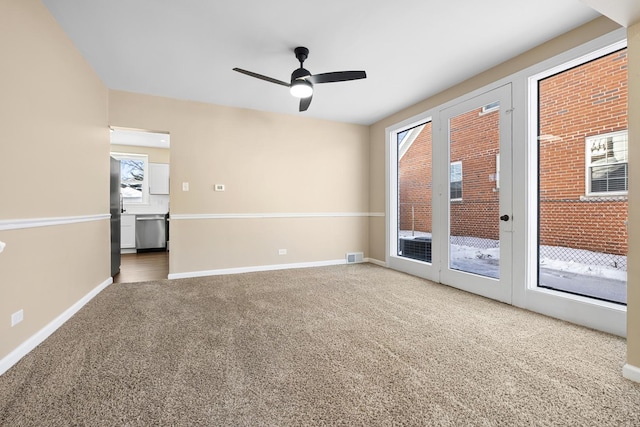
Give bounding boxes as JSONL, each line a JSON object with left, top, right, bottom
{"left": 291, "top": 67, "right": 311, "bottom": 82}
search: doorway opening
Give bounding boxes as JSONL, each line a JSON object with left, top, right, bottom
{"left": 110, "top": 128, "right": 171, "bottom": 283}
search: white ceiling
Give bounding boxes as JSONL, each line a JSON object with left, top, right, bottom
{"left": 42, "top": 0, "right": 604, "bottom": 125}
{"left": 580, "top": 0, "right": 640, "bottom": 27}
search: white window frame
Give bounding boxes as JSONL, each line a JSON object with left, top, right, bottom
{"left": 526, "top": 35, "right": 627, "bottom": 336}
{"left": 110, "top": 152, "right": 150, "bottom": 205}
{"left": 585, "top": 130, "right": 628, "bottom": 196}
{"left": 386, "top": 113, "right": 439, "bottom": 282}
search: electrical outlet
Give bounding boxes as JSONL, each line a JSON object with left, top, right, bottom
{"left": 214, "top": 184, "right": 225, "bottom": 192}
{"left": 278, "top": 249, "right": 287, "bottom": 255}
{"left": 11, "top": 309, "right": 23, "bottom": 327}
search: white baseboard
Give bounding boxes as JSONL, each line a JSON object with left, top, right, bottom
{"left": 168, "top": 259, "right": 352, "bottom": 279}
{"left": 623, "top": 363, "right": 640, "bottom": 384}
{"left": 365, "top": 258, "right": 387, "bottom": 267}
{"left": 0, "top": 277, "right": 113, "bottom": 376}
{"left": 168, "top": 258, "right": 389, "bottom": 280}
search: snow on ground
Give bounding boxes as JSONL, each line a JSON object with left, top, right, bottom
{"left": 398, "top": 230, "right": 627, "bottom": 281}
{"left": 539, "top": 256, "right": 626, "bottom": 281}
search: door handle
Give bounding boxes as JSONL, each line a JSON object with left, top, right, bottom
{"left": 500, "top": 214, "right": 510, "bottom": 221}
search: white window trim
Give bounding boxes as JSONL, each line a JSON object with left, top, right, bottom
{"left": 585, "top": 130, "right": 628, "bottom": 197}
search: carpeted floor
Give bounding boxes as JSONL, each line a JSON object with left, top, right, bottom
{"left": 1, "top": 264, "right": 639, "bottom": 426}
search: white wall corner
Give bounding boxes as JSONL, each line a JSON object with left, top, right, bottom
{"left": 365, "top": 258, "right": 388, "bottom": 268}
{"left": 622, "top": 363, "right": 640, "bottom": 383}
{"left": 579, "top": 0, "right": 640, "bottom": 27}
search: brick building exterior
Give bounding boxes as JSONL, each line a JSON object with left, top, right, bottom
{"left": 539, "top": 48, "right": 628, "bottom": 256}
{"left": 449, "top": 107, "right": 500, "bottom": 240}
{"left": 398, "top": 48, "right": 627, "bottom": 258}
{"left": 398, "top": 123, "right": 432, "bottom": 234}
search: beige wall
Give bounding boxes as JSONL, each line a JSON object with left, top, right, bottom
{"left": 627, "top": 21, "right": 640, "bottom": 372}
{"left": 109, "top": 91, "right": 370, "bottom": 275}
{"left": 0, "top": 0, "right": 109, "bottom": 360}
{"left": 110, "top": 144, "right": 170, "bottom": 164}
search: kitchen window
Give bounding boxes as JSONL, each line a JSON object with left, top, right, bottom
{"left": 111, "top": 152, "right": 149, "bottom": 204}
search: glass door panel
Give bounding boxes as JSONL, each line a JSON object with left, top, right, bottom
{"left": 448, "top": 105, "right": 501, "bottom": 278}
{"left": 439, "top": 84, "right": 512, "bottom": 303}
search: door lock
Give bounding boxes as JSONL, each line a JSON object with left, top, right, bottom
{"left": 500, "top": 214, "right": 510, "bottom": 221}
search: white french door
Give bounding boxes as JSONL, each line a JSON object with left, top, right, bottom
{"left": 437, "top": 84, "right": 513, "bottom": 303}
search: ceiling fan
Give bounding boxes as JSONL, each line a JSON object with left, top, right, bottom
{"left": 233, "top": 47, "right": 367, "bottom": 112}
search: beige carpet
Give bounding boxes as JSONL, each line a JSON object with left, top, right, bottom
{"left": 1, "top": 264, "right": 639, "bottom": 425}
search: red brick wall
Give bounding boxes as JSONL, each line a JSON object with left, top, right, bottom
{"left": 398, "top": 123, "right": 432, "bottom": 233}
{"left": 539, "top": 48, "right": 628, "bottom": 255}
{"left": 398, "top": 109, "right": 500, "bottom": 240}
{"left": 450, "top": 108, "right": 500, "bottom": 240}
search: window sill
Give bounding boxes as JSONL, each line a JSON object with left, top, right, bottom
{"left": 580, "top": 194, "right": 627, "bottom": 201}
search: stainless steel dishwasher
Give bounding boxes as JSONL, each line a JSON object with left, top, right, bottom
{"left": 135, "top": 214, "right": 167, "bottom": 250}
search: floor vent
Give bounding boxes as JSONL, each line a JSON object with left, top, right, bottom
{"left": 346, "top": 252, "right": 364, "bottom": 264}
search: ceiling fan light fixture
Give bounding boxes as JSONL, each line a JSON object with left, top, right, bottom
{"left": 290, "top": 80, "right": 313, "bottom": 98}
{"left": 233, "top": 46, "right": 366, "bottom": 111}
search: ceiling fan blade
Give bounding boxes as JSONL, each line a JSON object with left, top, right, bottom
{"left": 308, "top": 71, "right": 367, "bottom": 84}
{"left": 299, "top": 94, "right": 313, "bottom": 112}
{"left": 232, "top": 68, "right": 290, "bottom": 87}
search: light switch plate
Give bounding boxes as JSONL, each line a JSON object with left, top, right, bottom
{"left": 214, "top": 184, "right": 225, "bottom": 192}
{"left": 182, "top": 182, "right": 189, "bottom": 191}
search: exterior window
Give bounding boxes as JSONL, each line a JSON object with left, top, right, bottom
{"left": 586, "top": 131, "right": 628, "bottom": 195}
{"left": 536, "top": 43, "right": 627, "bottom": 304}
{"left": 450, "top": 161, "right": 462, "bottom": 200}
{"left": 111, "top": 152, "right": 149, "bottom": 204}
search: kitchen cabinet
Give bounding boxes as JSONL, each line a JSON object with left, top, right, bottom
{"left": 121, "top": 214, "right": 136, "bottom": 249}
{"left": 149, "top": 163, "right": 170, "bottom": 195}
